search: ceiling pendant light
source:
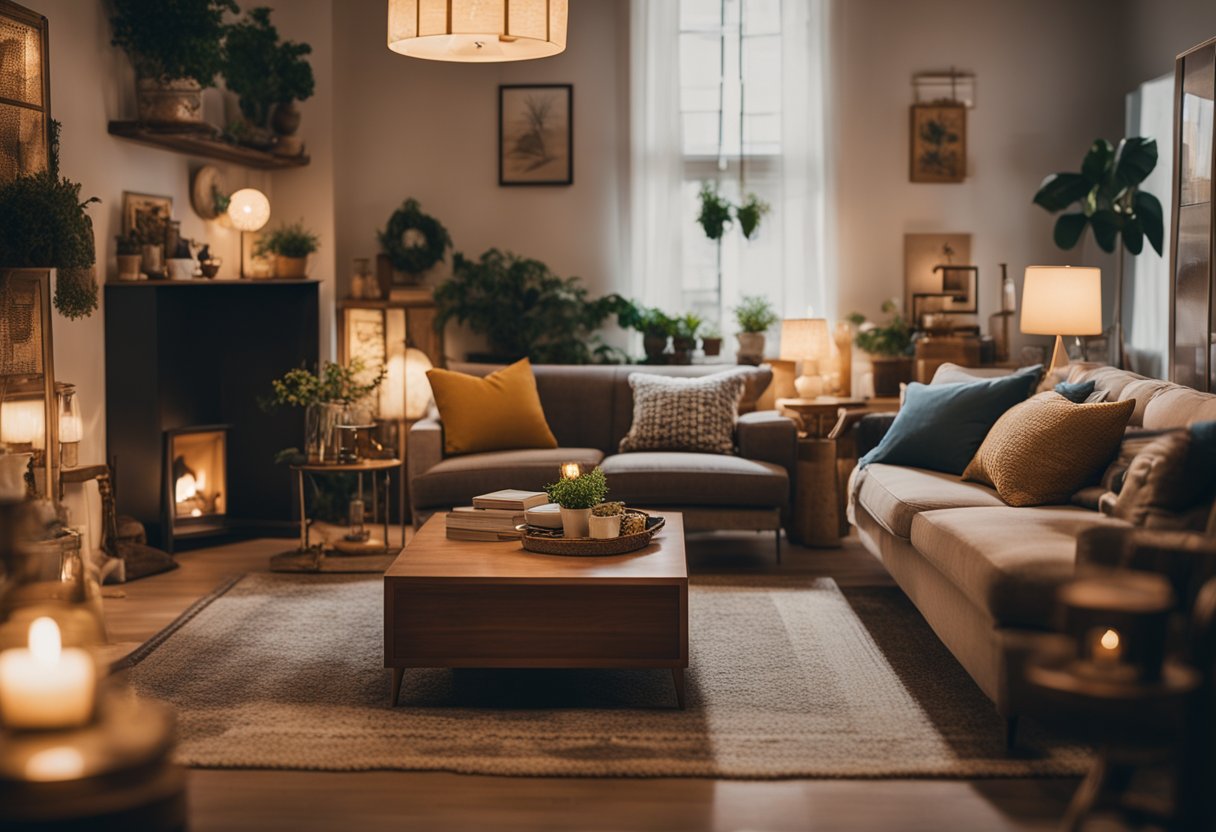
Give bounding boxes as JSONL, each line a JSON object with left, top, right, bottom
{"left": 387, "top": 0, "right": 568, "bottom": 62}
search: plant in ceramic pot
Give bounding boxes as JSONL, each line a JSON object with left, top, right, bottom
{"left": 617, "top": 300, "right": 675, "bottom": 364}
{"left": 222, "top": 7, "right": 315, "bottom": 153}
{"left": 849, "top": 300, "right": 914, "bottom": 397}
{"left": 266, "top": 359, "right": 385, "bottom": 463}
{"left": 546, "top": 467, "right": 608, "bottom": 539}
{"left": 109, "top": 0, "right": 237, "bottom": 126}
{"left": 699, "top": 323, "right": 723, "bottom": 357}
{"left": 733, "top": 295, "right": 779, "bottom": 365}
{"left": 671, "top": 313, "right": 703, "bottom": 365}
{"left": 115, "top": 232, "right": 142, "bottom": 281}
{"left": 255, "top": 220, "right": 319, "bottom": 279}
{"left": 589, "top": 501, "right": 625, "bottom": 540}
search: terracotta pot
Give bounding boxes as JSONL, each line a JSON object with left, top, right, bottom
{"left": 272, "top": 101, "right": 302, "bottom": 136}
{"left": 642, "top": 333, "right": 668, "bottom": 363}
{"left": 736, "top": 332, "right": 765, "bottom": 365}
{"left": 588, "top": 513, "right": 621, "bottom": 540}
{"left": 871, "top": 356, "right": 914, "bottom": 398}
{"left": 671, "top": 336, "right": 695, "bottom": 365}
{"left": 701, "top": 337, "right": 722, "bottom": 357}
{"left": 274, "top": 256, "right": 308, "bottom": 279}
{"left": 559, "top": 507, "right": 591, "bottom": 539}
{"left": 136, "top": 77, "right": 203, "bottom": 126}
{"left": 116, "top": 254, "right": 142, "bottom": 281}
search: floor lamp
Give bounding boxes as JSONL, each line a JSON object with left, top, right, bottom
{"left": 1020, "top": 266, "right": 1103, "bottom": 376}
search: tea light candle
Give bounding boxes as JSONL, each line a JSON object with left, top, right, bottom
{"left": 560, "top": 462, "right": 582, "bottom": 480}
{"left": 0, "top": 618, "right": 96, "bottom": 730}
{"left": 1091, "top": 627, "right": 1123, "bottom": 665}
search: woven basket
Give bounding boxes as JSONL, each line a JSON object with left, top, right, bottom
{"left": 518, "top": 511, "right": 665, "bottom": 557}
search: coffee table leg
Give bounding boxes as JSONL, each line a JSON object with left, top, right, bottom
{"left": 672, "top": 668, "right": 686, "bottom": 709}
{"left": 390, "top": 667, "right": 405, "bottom": 707}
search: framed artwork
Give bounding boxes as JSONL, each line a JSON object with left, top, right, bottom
{"left": 0, "top": 0, "right": 51, "bottom": 184}
{"left": 122, "top": 191, "right": 172, "bottom": 237}
{"left": 499, "top": 84, "right": 572, "bottom": 186}
{"left": 910, "top": 103, "right": 966, "bottom": 183}
{"left": 904, "top": 233, "right": 973, "bottom": 317}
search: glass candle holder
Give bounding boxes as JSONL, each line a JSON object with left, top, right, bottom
{"left": 1058, "top": 571, "right": 1173, "bottom": 683}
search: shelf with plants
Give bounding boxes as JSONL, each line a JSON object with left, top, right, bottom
{"left": 106, "top": 122, "right": 310, "bottom": 170}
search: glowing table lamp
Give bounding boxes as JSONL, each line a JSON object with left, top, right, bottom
{"left": 1020, "top": 266, "right": 1103, "bottom": 375}
{"left": 387, "top": 0, "right": 568, "bottom": 62}
{"left": 780, "top": 318, "right": 832, "bottom": 399}
{"left": 226, "top": 188, "right": 270, "bottom": 279}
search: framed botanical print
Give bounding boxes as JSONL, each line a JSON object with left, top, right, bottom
{"left": 0, "top": 0, "right": 51, "bottom": 184}
{"left": 910, "top": 103, "right": 966, "bottom": 183}
{"left": 499, "top": 84, "right": 572, "bottom": 186}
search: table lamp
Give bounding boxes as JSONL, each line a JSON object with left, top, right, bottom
{"left": 226, "top": 188, "right": 270, "bottom": 279}
{"left": 1020, "top": 266, "right": 1102, "bottom": 375}
{"left": 780, "top": 318, "right": 832, "bottom": 398}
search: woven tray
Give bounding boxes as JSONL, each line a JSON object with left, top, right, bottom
{"left": 518, "top": 511, "right": 665, "bottom": 557}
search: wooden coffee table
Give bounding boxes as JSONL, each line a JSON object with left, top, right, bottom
{"left": 384, "top": 511, "right": 688, "bottom": 707}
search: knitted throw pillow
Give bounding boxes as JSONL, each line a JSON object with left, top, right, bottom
{"left": 618, "top": 371, "right": 747, "bottom": 454}
{"left": 963, "top": 392, "right": 1134, "bottom": 507}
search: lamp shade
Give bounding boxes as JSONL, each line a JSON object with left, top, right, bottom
{"left": 779, "top": 318, "right": 831, "bottom": 361}
{"left": 226, "top": 188, "right": 270, "bottom": 232}
{"left": 387, "top": 0, "right": 568, "bottom": 62}
{"left": 404, "top": 347, "right": 434, "bottom": 420}
{"left": 1021, "top": 266, "right": 1103, "bottom": 336}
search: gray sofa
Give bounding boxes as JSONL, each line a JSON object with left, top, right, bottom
{"left": 408, "top": 363, "right": 798, "bottom": 546}
{"left": 848, "top": 363, "right": 1216, "bottom": 741}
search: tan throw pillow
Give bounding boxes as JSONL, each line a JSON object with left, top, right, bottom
{"left": 963, "top": 392, "right": 1134, "bottom": 507}
{"left": 1112, "top": 432, "right": 1216, "bottom": 530}
{"left": 619, "top": 371, "right": 747, "bottom": 454}
{"left": 426, "top": 358, "right": 558, "bottom": 455}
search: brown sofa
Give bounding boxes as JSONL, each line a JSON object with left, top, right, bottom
{"left": 848, "top": 363, "right": 1216, "bottom": 739}
{"left": 408, "top": 364, "right": 798, "bottom": 545}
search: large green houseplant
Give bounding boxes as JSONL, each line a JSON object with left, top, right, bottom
{"left": 1033, "top": 137, "right": 1163, "bottom": 367}
{"left": 109, "top": 0, "right": 238, "bottom": 125}
{"left": 223, "top": 6, "right": 315, "bottom": 146}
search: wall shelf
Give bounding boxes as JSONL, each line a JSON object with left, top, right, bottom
{"left": 107, "top": 121, "right": 310, "bottom": 170}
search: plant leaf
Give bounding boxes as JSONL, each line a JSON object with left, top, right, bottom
{"left": 1053, "top": 213, "right": 1089, "bottom": 250}
{"left": 1113, "top": 137, "right": 1158, "bottom": 190}
{"left": 1132, "top": 191, "right": 1165, "bottom": 256}
{"left": 1033, "top": 173, "right": 1091, "bottom": 212}
{"left": 1122, "top": 217, "right": 1145, "bottom": 255}
{"left": 1090, "top": 209, "right": 1121, "bottom": 253}
{"left": 1081, "top": 139, "right": 1114, "bottom": 184}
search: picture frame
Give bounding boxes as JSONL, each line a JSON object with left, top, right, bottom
{"left": 0, "top": 0, "right": 52, "bottom": 185}
{"left": 499, "top": 84, "right": 573, "bottom": 186}
{"left": 910, "top": 103, "right": 966, "bottom": 183}
{"left": 904, "top": 233, "right": 973, "bottom": 316}
{"left": 122, "top": 191, "right": 173, "bottom": 237}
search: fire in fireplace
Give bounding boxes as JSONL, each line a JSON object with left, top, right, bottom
{"left": 165, "top": 427, "right": 228, "bottom": 547}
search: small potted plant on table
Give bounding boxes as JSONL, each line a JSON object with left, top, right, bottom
{"left": 849, "top": 300, "right": 914, "bottom": 398}
{"left": 671, "top": 314, "right": 703, "bottom": 365}
{"left": 733, "top": 295, "right": 779, "bottom": 365}
{"left": 589, "top": 501, "right": 625, "bottom": 539}
{"left": 115, "top": 232, "right": 142, "bottom": 281}
{"left": 256, "top": 220, "right": 319, "bottom": 279}
{"left": 547, "top": 467, "right": 608, "bottom": 539}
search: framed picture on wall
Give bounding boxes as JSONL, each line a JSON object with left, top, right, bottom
{"left": 121, "top": 191, "right": 172, "bottom": 237}
{"left": 499, "top": 84, "right": 573, "bottom": 186}
{"left": 910, "top": 103, "right": 966, "bottom": 183}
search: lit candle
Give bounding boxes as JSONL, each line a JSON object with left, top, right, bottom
{"left": 0, "top": 618, "right": 96, "bottom": 730}
{"left": 560, "top": 462, "right": 582, "bottom": 480}
{"left": 1091, "top": 627, "right": 1123, "bottom": 665}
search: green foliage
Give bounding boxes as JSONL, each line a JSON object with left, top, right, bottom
{"left": 697, "top": 182, "right": 733, "bottom": 241}
{"left": 434, "top": 248, "right": 627, "bottom": 365}
{"left": 267, "top": 359, "right": 385, "bottom": 408}
{"left": 736, "top": 193, "right": 771, "bottom": 240}
{"left": 255, "top": 220, "right": 319, "bottom": 258}
{"left": 592, "top": 501, "right": 624, "bottom": 517}
{"left": 616, "top": 300, "right": 675, "bottom": 337}
{"left": 673, "top": 313, "right": 703, "bottom": 340}
{"left": 223, "top": 6, "right": 315, "bottom": 127}
{"left": 546, "top": 467, "right": 609, "bottom": 510}
{"left": 851, "top": 300, "right": 913, "bottom": 357}
{"left": 733, "top": 295, "right": 779, "bottom": 333}
{"left": 115, "top": 232, "right": 140, "bottom": 256}
{"left": 109, "top": 0, "right": 238, "bottom": 85}
{"left": 1033, "top": 137, "right": 1163, "bottom": 257}
{"left": 378, "top": 199, "right": 451, "bottom": 275}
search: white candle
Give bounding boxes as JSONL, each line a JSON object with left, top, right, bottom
{"left": 0, "top": 618, "right": 96, "bottom": 730}
{"left": 1091, "top": 627, "right": 1123, "bottom": 665}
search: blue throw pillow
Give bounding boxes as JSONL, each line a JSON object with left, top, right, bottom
{"left": 1055, "top": 380, "right": 1096, "bottom": 403}
{"left": 859, "top": 367, "right": 1042, "bottom": 475}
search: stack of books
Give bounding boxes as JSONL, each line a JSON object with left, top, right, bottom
{"left": 445, "top": 489, "right": 549, "bottom": 541}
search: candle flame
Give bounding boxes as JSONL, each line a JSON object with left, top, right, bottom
{"left": 1100, "top": 628, "right": 1120, "bottom": 650}
{"left": 24, "top": 747, "right": 85, "bottom": 782}
{"left": 29, "top": 617, "right": 62, "bottom": 664}
{"left": 560, "top": 462, "right": 581, "bottom": 480}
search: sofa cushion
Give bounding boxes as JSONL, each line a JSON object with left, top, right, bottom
{"left": 412, "top": 447, "right": 604, "bottom": 509}
{"left": 426, "top": 359, "right": 557, "bottom": 455}
{"left": 909, "top": 506, "right": 1130, "bottom": 629}
{"left": 599, "top": 452, "right": 789, "bottom": 508}
{"left": 619, "top": 371, "right": 746, "bottom": 454}
{"left": 854, "top": 463, "right": 1005, "bottom": 538}
{"left": 1112, "top": 424, "right": 1216, "bottom": 530}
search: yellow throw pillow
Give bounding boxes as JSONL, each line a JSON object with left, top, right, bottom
{"left": 963, "top": 392, "right": 1134, "bottom": 507}
{"left": 426, "top": 358, "right": 558, "bottom": 455}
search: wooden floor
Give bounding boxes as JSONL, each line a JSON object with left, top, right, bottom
{"left": 100, "top": 530, "right": 1116, "bottom": 832}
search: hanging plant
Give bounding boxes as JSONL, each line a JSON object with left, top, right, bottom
{"left": 696, "top": 182, "right": 733, "bottom": 241}
{"left": 736, "top": 193, "right": 771, "bottom": 240}
{"left": 378, "top": 198, "right": 452, "bottom": 275}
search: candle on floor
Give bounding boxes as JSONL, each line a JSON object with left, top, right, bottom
{"left": 0, "top": 618, "right": 96, "bottom": 730}
{"left": 560, "top": 462, "right": 581, "bottom": 480}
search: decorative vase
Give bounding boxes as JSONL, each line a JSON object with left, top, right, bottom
{"left": 271, "top": 100, "right": 302, "bottom": 136}
{"left": 870, "top": 356, "right": 914, "bottom": 398}
{"left": 559, "top": 507, "right": 591, "bottom": 539}
{"left": 305, "top": 402, "right": 346, "bottom": 463}
{"left": 274, "top": 256, "right": 308, "bottom": 279}
{"left": 642, "top": 333, "right": 668, "bottom": 364}
{"left": 588, "top": 513, "right": 621, "bottom": 540}
{"left": 117, "top": 254, "right": 142, "bottom": 281}
{"left": 671, "top": 336, "right": 695, "bottom": 365}
{"left": 141, "top": 243, "right": 164, "bottom": 278}
{"left": 167, "top": 258, "right": 195, "bottom": 281}
{"left": 736, "top": 332, "right": 766, "bottom": 365}
{"left": 701, "top": 337, "right": 722, "bottom": 357}
{"left": 136, "top": 77, "right": 203, "bottom": 126}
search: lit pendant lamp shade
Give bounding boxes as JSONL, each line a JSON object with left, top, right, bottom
{"left": 226, "top": 188, "right": 270, "bottom": 232}
{"left": 387, "top": 0, "right": 568, "bottom": 62}
{"left": 1021, "top": 266, "right": 1102, "bottom": 375}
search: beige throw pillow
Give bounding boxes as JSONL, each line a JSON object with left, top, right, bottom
{"left": 619, "top": 371, "right": 746, "bottom": 455}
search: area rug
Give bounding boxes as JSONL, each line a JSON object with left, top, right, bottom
{"left": 121, "top": 573, "right": 1089, "bottom": 778}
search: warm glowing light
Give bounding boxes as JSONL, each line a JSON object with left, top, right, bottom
{"left": 226, "top": 188, "right": 270, "bottom": 232}
{"left": 387, "top": 0, "right": 569, "bottom": 63}
{"left": 404, "top": 348, "right": 434, "bottom": 420}
{"left": 560, "top": 462, "right": 581, "bottom": 480}
{"left": 175, "top": 473, "right": 198, "bottom": 503}
{"left": 1100, "top": 628, "right": 1120, "bottom": 651}
{"left": 190, "top": 508, "right": 202, "bottom": 518}
{"left": 24, "top": 747, "right": 85, "bottom": 782}
{"left": 0, "top": 399, "right": 46, "bottom": 448}
{"left": 29, "top": 617, "right": 61, "bottom": 664}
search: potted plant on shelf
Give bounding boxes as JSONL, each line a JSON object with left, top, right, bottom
{"left": 849, "top": 300, "right": 914, "bottom": 397}
{"left": 109, "top": 0, "right": 237, "bottom": 126}
{"left": 733, "top": 295, "right": 779, "bottom": 365}
{"left": 589, "top": 501, "right": 625, "bottom": 540}
{"left": 672, "top": 313, "right": 703, "bottom": 365}
{"left": 115, "top": 232, "right": 142, "bottom": 281}
{"left": 546, "top": 467, "right": 609, "bottom": 539}
{"left": 699, "top": 323, "right": 723, "bottom": 357}
{"left": 617, "top": 300, "right": 674, "bottom": 364}
{"left": 255, "top": 221, "right": 319, "bottom": 279}
{"left": 0, "top": 123, "right": 99, "bottom": 320}
{"left": 222, "top": 7, "right": 315, "bottom": 153}
{"left": 266, "top": 359, "right": 385, "bottom": 464}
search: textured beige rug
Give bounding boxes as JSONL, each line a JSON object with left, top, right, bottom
{"left": 123, "top": 573, "right": 1089, "bottom": 778}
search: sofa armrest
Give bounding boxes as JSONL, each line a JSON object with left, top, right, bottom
{"left": 736, "top": 410, "right": 797, "bottom": 476}
{"left": 1076, "top": 525, "right": 1216, "bottom": 609}
{"left": 855, "top": 412, "right": 897, "bottom": 458}
{"left": 407, "top": 418, "right": 445, "bottom": 487}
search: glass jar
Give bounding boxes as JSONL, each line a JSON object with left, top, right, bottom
{"left": 304, "top": 402, "right": 346, "bottom": 464}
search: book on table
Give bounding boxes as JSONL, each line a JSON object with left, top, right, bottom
{"left": 470, "top": 489, "right": 548, "bottom": 511}
{"left": 445, "top": 506, "right": 526, "bottom": 539}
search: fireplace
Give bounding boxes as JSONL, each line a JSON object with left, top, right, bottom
{"left": 164, "top": 426, "right": 228, "bottom": 550}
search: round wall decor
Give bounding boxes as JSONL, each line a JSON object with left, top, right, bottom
{"left": 378, "top": 198, "right": 451, "bottom": 276}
